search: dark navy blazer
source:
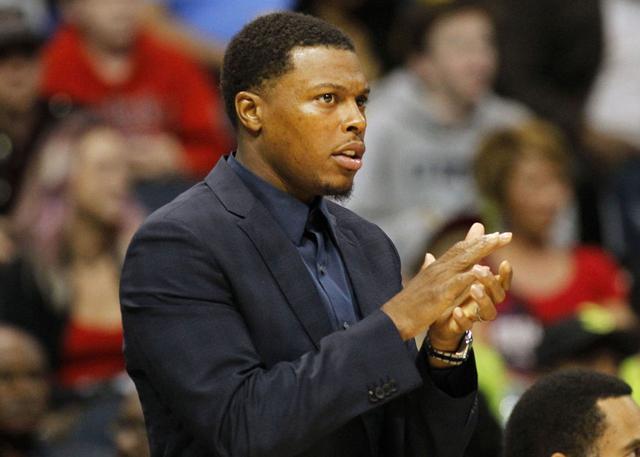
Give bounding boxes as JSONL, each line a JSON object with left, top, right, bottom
{"left": 120, "top": 158, "right": 478, "bottom": 457}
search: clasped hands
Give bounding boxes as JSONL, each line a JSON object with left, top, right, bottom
{"left": 382, "top": 222, "right": 512, "bottom": 357}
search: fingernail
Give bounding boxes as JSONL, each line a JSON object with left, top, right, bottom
{"left": 473, "top": 264, "right": 490, "bottom": 276}
{"left": 471, "top": 284, "right": 484, "bottom": 298}
{"left": 500, "top": 232, "right": 512, "bottom": 242}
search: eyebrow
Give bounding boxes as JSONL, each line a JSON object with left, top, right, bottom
{"left": 623, "top": 438, "right": 640, "bottom": 453}
{"left": 309, "top": 83, "right": 370, "bottom": 95}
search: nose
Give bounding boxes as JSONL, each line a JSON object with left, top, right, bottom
{"left": 342, "top": 99, "right": 366, "bottom": 136}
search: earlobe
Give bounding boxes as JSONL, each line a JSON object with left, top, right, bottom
{"left": 235, "top": 91, "right": 263, "bottom": 134}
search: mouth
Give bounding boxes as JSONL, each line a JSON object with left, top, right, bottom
{"left": 332, "top": 142, "right": 365, "bottom": 172}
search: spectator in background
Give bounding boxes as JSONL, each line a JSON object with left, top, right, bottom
{"left": 0, "top": 325, "right": 50, "bottom": 457}
{"left": 0, "top": 0, "right": 65, "bottom": 263}
{"left": 535, "top": 308, "right": 640, "bottom": 376}
{"left": 142, "top": 0, "right": 294, "bottom": 70}
{"left": 347, "top": 0, "right": 528, "bottom": 270}
{"left": 584, "top": 0, "right": 640, "bottom": 316}
{"left": 473, "top": 120, "right": 633, "bottom": 374}
{"left": 585, "top": 0, "right": 640, "bottom": 161}
{"left": 504, "top": 369, "right": 640, "bottom": 457}
{"left": 1, "top": 115, "right": 142, "bottom": 386}
{"left": 42, "top": 0, "right": 232, "bottom": 209}
{"left": 495, "top": 0, "right": 603, "bottom": 147}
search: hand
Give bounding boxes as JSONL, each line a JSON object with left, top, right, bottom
{"left": 382, "top": 222, "right": 511, "bottom": 341}
{"left": 427, "top": 223, "right": 512, "bottom": 351}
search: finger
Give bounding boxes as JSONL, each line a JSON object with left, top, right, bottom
{"left": 439, "top": 232, "right": 512, "bottom": 271}
{"left": 421, "top": 252, "right": 436, "bottom": 271}
{"left": 472, "top": 265, "right": 506, "bottom": 304}
{"left": 465, "top": 222, "right": 485, "bottom": 241}
{"left": 498, "top": 260, "right": 513, "bottom": 291}
{"left": 443, "top": 271, "right": 478, "bottom": 310}
{"left": 451, "top": 306, "right": 474, "bottom": 333}
{"left": 468, "top": 283, "right": 498, "bottom": 321}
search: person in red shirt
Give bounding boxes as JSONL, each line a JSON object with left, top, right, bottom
{"left": 42, "top": 0, "right": 232, "bottom": 184}
{"left": 472, "top": 119, "right": 634, "bottom": 372}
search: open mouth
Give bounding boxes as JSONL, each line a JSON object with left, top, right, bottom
{"left": 332, "top": 143, "right": 365, "bottom": 171}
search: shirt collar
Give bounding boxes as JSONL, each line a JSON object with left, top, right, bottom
{"left": 227, "top": 154, "right": 335, "bottom": 245}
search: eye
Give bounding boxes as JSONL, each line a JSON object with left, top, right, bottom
{"left": 356, "top": 95, "right": 368, "bottom": 108}
{"left": 625, "top": 447, "right": 640, "bottom": 457}
{"left": 318, "top": 93, "right": 335, "bottom": 104}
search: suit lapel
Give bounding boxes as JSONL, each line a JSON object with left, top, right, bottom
{"left": 332, "top": 224, "right": 386, "bottom": 318}
{"left": 206, "top": 159, "right": 334, "bottom": 349}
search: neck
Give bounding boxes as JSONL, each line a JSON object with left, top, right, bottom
{"left": 234, "top": 145, "right": 315, "bottom": 203}
{"left": 66, "top": 210, "right": 114, "bottom": 262}
{"left": 424, "top": 84, "right": 473, "bottom": 125}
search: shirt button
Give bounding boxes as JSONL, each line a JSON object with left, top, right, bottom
{"left": 318, "top": 265, "right": 326, "bottom": 275}
{"left": 342, "top": 322, "right": 350, "bottom": 330}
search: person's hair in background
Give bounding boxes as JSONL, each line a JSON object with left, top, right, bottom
{"left": 389, "top": 0, "right": 495, "bottom": 70}
{"left": 220, "top": 11, "right": 354, "bottom": 129}
{"left": 474, "top": 119, "right": 573, "bottom": 238}
{"left": 504, "top": 369, "right": 640, "bottom": 457}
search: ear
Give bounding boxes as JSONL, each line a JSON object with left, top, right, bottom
{"left": 235, "top": 91, "right": 263, "bottom": 135}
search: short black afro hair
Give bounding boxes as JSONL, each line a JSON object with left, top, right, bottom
{"left": 504, "top": 369, "right": 632, "bottom": 457}
{"left": 220, "top": 11, "right": 355, "bottom": 128}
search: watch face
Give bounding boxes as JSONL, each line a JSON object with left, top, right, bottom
{"left": 464, "top": 330, "right": 474, "bottom": 346}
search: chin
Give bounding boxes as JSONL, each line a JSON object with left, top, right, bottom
{"left": 320, "top": 183, "right": 353, "bottom": 202}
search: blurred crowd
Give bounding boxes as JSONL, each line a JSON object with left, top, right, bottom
{"left": 0, "top": 0, "right": 639, "bottom": 455}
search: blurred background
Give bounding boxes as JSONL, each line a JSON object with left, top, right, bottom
{"left": 0, "top": 0, "right": 639, "bottom": 455}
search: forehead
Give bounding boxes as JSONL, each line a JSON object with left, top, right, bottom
{"left": 275, "top": 46, "right": 367, "bottom": 92}
{"left": 427, "top": 8, "right": 493, "bottom": 41}
{"left": 596, "top": 396, "right": 640, "bottom": 454}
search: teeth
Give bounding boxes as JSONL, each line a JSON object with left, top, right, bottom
{"left": 342, "top": 150, "right": 355, "bottom": 157}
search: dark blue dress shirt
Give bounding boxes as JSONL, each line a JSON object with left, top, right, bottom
{"left": 227, "top": 154, "right": 359, "bottom": 331}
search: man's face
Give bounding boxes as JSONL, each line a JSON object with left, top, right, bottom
{"left": 253, "top": 46, "right": 369, "bottom": 202}
{"left": 0, "top": 333, "right": 49, "bottom": 434}
{"left": 594, "top": 396, "right": 640, "bottom": 457}
{"left": 420, "top": 9, "right": 496, "bottom": 107}
{"left": 0, "top": 53, "right": 40, "bottom": 113}
{"left": 70, "top": 0, "right": 142, "bottom": 51}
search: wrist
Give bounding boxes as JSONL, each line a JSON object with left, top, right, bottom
{"left": 426, "top": 330, "right": 473, "bottom": 367}
{"left": 427, "top": 330, "right": 464, "bottom": 352}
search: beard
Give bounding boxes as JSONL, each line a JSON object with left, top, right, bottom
{"left": 321, "top": 182, "right": 353, "bottom": 203}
